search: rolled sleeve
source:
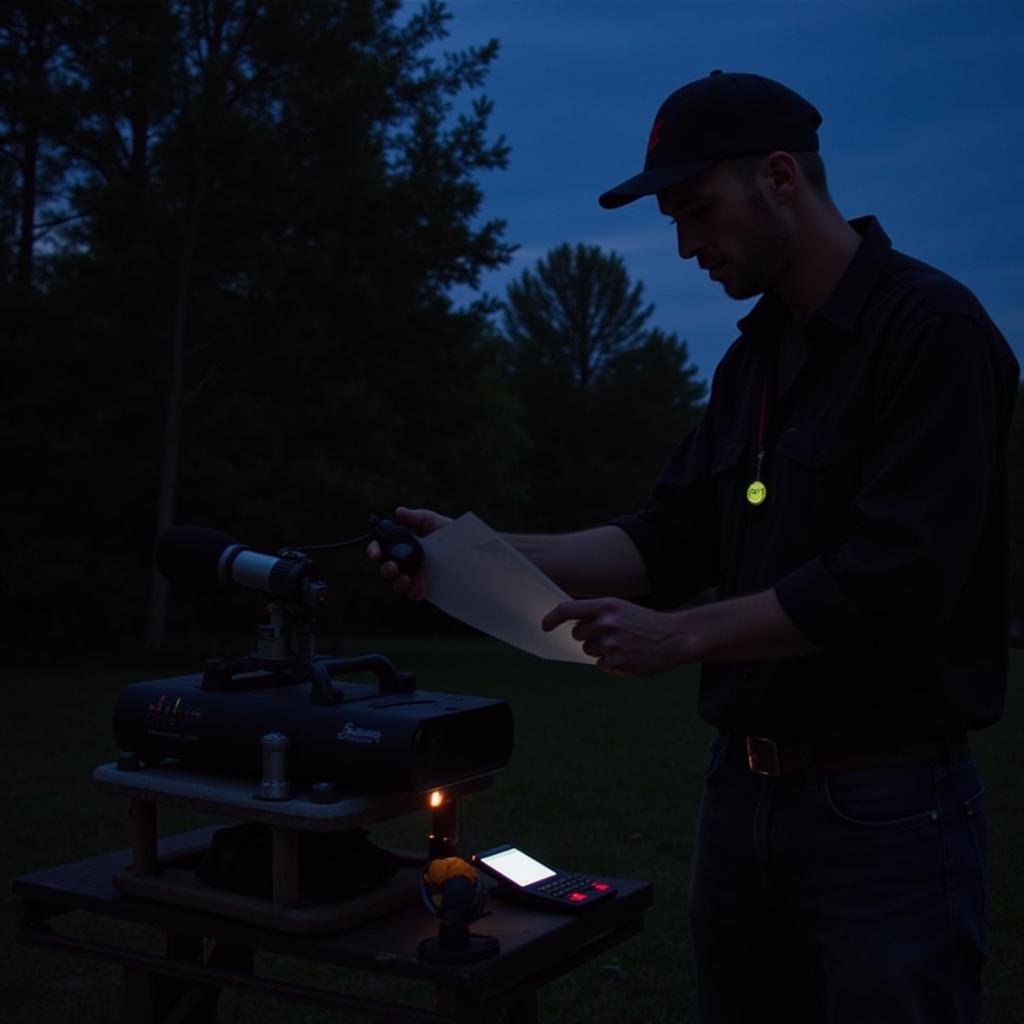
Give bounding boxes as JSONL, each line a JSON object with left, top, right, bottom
{"left": 774, "top": 555, "right": 869, "bottom": 651}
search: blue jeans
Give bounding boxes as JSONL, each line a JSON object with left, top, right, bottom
{"left": 688, "top": 733, "right": 988, "bottom": 1023}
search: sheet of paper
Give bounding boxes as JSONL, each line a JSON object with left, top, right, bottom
{"left": 419, "top": 513, "right": 596, "bottom": 665}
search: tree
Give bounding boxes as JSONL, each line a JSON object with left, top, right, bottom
{"left": 503, "top": 243, "right": 652, "bottom": 394}
{"left": 0, "top": 0, "right": 78, "bottom": 312}
{"left": 2, "top": 0, "right": 525, "bottom": 653}
{"left": 502, "top": 244, "right": 706, "bottom": 531}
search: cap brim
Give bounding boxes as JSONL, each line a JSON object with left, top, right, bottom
{"left": 598, "top": 158, "right": 721, "bottom": 209}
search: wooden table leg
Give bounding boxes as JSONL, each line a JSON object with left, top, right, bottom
{"left": 508, "top": 989, "right": 539, "bottom": 1024}
{"left": 130, "top": 800, "right": 158, "bottom": 877}
{"left": 162, "top": 932, "right": 218, "bottom": 1023}
{"left": 122, "top": 965, "right": 218, "bottom": 1023}
{"left": 435, "top": 987, "right": 506, "bottom": 1024}
{"left": 122, "top": 967, "right": 158, "bottom": 1024}
{"left": 159, "top": 978, "right": 219, "bottom": 1024}
{"left": 271, "top": 827, "right": 300, "bottom": 908}
{"left": 120, "top": 935, "right": 255, "bottom": 1024}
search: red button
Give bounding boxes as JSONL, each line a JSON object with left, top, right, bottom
{"left": 593, "top": 882, "right": 610, "bottom": 891}
{"left": 569, "top": 892, "right": 587, "bottom": 902}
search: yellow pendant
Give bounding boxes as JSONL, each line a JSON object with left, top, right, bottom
{"left": 746, "top": 480, "right": 767, "bottom": 506}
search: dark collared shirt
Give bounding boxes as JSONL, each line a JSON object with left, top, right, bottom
{"left": 615, "top": 216, "right": 1020, "bottom": 740}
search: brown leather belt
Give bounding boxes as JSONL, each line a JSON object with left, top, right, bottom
{"left": 734, "top": 732, "right": 968, "bottom": 776}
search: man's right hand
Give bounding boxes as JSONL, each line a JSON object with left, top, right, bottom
{"left": 367, "top": 506, "right": 451, "bottom": 600}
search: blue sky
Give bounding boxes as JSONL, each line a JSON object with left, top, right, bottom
{"left": 426, "top": 0, "right": 1023, "bottom": 387}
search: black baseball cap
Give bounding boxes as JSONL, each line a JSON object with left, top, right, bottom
{"left": 598, "top": 70, "right": 822, "bottom": 209}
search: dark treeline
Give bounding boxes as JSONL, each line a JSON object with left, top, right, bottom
{"left": 5, "top": 1, "right": 1020, "bottom": 659}
{"left": 2, "top": 0, "right": 709, "bottom": 656}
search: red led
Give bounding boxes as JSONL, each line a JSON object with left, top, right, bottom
{"left": 569, "top": 892, "right": 587, "bottom": 902}
{"left": 593, "top": 882, "right": 610, "bottom": 891}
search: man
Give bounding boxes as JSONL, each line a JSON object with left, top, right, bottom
{"left": 372, "top": 72, "right": 1019, "bottom": 1022}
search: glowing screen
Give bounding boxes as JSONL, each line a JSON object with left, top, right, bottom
{"left": 479, "top": 847, "right": 557, "bottom": 887}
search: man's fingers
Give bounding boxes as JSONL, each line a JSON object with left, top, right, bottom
{"left": 393, "top": 506, "right": 417, "bottom": 529}
{"left": 541, "top": 599, "right": 604, "bottom": 632}
{"left": 386, "top": 569, "right": 427, "bottom": 600}
{"left": 394, "top": 506, "right": 435, "bottom": 535}
{"left": 395, "top": 575, "right": 426, "bottom": 600}
{"left": 370, "top": 510, "right": 434, "bottom": 601}
{"left": 541, "top": 604, "right": 569, "bottom": 632}
{"left": 572, "top": 621, "right": 600, "bottom": 642}
{"left": 368, "top": 541, "right": 400, "bottom": 580}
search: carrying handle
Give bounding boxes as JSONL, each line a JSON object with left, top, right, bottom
{"left": 310, "top": 654, "right": 416, "bottom": 705}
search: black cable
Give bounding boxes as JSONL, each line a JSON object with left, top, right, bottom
{"left": 290, "top": 515, "right": 383, "bottom": 554}
{"left": 290, "top": 515, "right": 424, "bottom": 577}
{"left": 291, "top": 531, "right": 374, "bottom": 554}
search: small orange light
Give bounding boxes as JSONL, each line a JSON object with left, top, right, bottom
{"left": 428, "top": 790, "right": 444, "bottom": 809}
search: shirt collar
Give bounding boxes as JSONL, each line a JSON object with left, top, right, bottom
{"left": 736, "top": 215, "right": 892, "bottom": 341}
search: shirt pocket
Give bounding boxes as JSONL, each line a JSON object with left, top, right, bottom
{"left": 712, "top": 438, "right": 747, "bottom": 475}
{"left": 711, "top": 438, "right": 748, "bottom": 501}
{"left": 710, "top": 438, "right": 749, "bottom": 540}
{"left": 775, "top": 427, "right": 861, "bottom": 551}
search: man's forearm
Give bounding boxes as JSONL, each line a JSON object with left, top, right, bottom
{"left": 541, "top": 586, "right": 820, "bottom": 676}
{"left": 502, "top": 525, "right": 651, "bottom": 598}
{"left": 678, "top": 588, "right": 820, "bottom": 662}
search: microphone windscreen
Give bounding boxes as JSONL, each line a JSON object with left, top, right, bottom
{"left": 156, "top": 526, "right": 239, "bottom": 593}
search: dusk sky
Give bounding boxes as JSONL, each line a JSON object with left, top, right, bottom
{"left": 429, "top": 0, "right": 1023, "bottom": 387}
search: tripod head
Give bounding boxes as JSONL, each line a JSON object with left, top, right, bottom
{"left": 155, "top": 516, "right": 424, "bottom": 704}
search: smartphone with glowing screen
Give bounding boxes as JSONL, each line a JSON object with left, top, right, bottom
{"left": 471, "top": 843, "right": 616, "bottom": 911}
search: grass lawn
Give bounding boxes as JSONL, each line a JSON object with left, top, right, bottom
{"left": 2, "top": 640, "right": 1022, "bottom": 1022}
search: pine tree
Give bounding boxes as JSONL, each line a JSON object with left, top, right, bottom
{"left": 502, "top": 244, "right": 706, "bottom": 530}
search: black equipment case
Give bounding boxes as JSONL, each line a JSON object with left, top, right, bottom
{"left": 112, "top": 654, "right": 513, "bottom": 793}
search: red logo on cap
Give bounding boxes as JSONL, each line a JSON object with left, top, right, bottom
{"left": 647, "top": 118, "right": 663, "bottom": 156}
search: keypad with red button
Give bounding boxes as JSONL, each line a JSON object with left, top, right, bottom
{"left": 471, "top": 846, "right": 619, "bottom": 912}
{"left": 518, "top": 873, "right": 617, "bottom": 910}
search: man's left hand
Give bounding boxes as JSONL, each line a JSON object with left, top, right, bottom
{"left": 541, "top": 598, "right": 694, "bottom": 676}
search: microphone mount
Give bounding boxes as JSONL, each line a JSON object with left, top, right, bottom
{"left": 158, "top": 517, "right": 424, "bottom": 707}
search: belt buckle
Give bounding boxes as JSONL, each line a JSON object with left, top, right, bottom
{"left": 746, "top": 736, "right": 781, "bottom": 776}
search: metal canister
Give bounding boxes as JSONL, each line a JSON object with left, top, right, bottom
{"left": 259, "top": 732, "right": 292, "bottom": 800}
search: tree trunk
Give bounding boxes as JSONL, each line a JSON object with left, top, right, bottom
{"left": 144, "top": 191, "right": 202, "bottom": 650}
{"left": 15, "top": 4, "right": 47, "bottom": 298}
{"left": 16, "top": 128, "right": 37, "bottom": 293}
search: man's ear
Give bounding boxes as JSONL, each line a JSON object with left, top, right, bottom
{"left": 764, "top": 152, "right": 800, "bottom": 204}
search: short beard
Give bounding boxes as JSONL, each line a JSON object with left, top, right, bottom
{"left": 726, "top": 188, "right": 794, "bottom": 300}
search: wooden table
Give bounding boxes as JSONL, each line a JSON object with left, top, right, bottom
{"left": 91, "top": 761, "right": 496, "bottom": 932}
{"left": 13, "top": 829, "right": 653, "bottom": 1023}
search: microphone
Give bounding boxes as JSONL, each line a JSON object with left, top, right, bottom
{"left": 155, "top": 526, "right": 329, "bottom": 606}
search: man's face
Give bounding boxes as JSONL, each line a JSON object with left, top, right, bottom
{"left": 656, "top": 158, "right": 795, "bottom": 301}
